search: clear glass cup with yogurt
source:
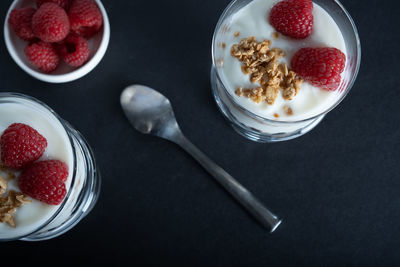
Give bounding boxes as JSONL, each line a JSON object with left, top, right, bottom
{"left": 211, "top": 0, "right": 361, "bottom": 142}
{"left": 0, "top": 93, "right": 101, "bottom": 241}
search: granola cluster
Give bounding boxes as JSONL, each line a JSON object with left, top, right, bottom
{"left": 231, "top": 36, "right": 303, "bottom": 105}
{"left": 0, "top": 175, "right": 7, "bottom": 195}
{"left": 0, "top": 165, "right": 31, "bottom": 227}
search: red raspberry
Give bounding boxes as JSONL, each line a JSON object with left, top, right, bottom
{"left": 32, "top": 2, "right": 70, "bottom": 42}
{"left": 291, "top": 47, "right": 346, "bottom": 91}
{"left": 269, "top": 0, "right": 313, "bottom": 39}
{"left": 0, "top": 123, "right": 47, "bottom": 169}
{"left": 25, "top": 41, "right": 60, "bottom": 73}
{"left": 36, "top": 0, "right": 71, "bottom": 10}
{"left": 69, "top": 0, "right": 103, "bottom": 37}
{"left": 18, "top": 160, "right": 69, "bottom": 205}
{"left": 8, "top": 7, "right": 36, "bottom": 41}
{"left": 57, "top": 34, "right": 90, "bottom": 67}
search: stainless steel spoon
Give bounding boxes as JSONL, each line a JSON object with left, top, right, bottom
{"left": 120, "top": 84, "right": 282, "bottom": 232}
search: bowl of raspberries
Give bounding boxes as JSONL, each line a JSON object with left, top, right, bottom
{"left": 4, "top": 0, "right": 110, "bottom": 83}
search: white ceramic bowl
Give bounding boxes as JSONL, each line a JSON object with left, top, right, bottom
{"left": 4, "top": 0, "right": 110, "bottom": 83}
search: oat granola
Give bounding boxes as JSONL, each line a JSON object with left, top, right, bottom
{"left": 283, "top": 105, "right": 294, "bottom": 116}
{"left": 0, "top": 175, "right": 7, "bottom": 195}
{"left": 0, "top": 190, "right": 31, "bottom": 227}
{"left": 231, "top": 36, "right": 303, "bottom": 105}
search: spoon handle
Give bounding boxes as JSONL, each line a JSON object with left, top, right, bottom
{"left": 174, "top": 133, "right": 282, "bottom": 233}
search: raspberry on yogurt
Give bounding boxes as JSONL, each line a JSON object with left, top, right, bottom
{"left": 0, "top": 123, "right": 47, "bottom": 169}
{"left": 220, "top": 0, "right": 347, "bottom": 121}
{"left": 0, "top": 100, "right": 74, "bottom": 238}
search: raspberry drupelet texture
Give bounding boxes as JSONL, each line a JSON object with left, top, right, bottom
{"left": 69, "top": 0, "right": 103, "bottom": 37}
{"left": 57, "top": 33, "right": 90, "bottom": 67}
{"left": 8, "top": 7, "right": 36, "bottom": 41}
{"left": 32, "top": 2, "right": 70, "bottom": 42}
{"left": 0, "top": 123, "right": 48, "bottom": 169}
{"left": 291, "top": 47, "right": 346, "bottom": 91}
{"left": 36, "top": 0, "right": 71, "bottom": 10}
{"left": 25, "top": 41, "right": 60, "bottom": 73}
{"left": 269, "top": 0, "right": 313, "bottom": 39}
{"left": 18, "top": 160, "right": 69, "bottom": 205}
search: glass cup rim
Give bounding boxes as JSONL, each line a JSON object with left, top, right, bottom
{"left": 211, "top": 0, "right": 361, "bottom": 124}
{"left": 0, "top": 92, "right": 78, "bottom": 241}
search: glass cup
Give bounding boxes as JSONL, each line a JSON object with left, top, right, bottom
{"left": 211, "top": 0, "right": 361, "bottom": 142}
{"left": 0, "top": 93, "right": 101, "bottom": 241}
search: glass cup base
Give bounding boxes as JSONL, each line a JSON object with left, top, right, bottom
{"left": 228, "top": 115, "right": 325, "bottom": 143}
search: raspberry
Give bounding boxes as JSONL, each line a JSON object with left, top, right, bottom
{"left": 269, "top": 0, "right": 313, "bottom": 39}
{"left": 36, "top": 0, "right": 71, "bottom": 10}
{"left": 0, "top": 123, "right": 47, "bottom": 169}
{"left": 8, "top": 7, "right": 36, "bottom": 41}
{"left": 69, "top": 0, "right": 103, "bottom": 37}
{"left": 57, "top": 34, "right": 90, "bottom": 67}
{"left": 18, "top": 160, "right": 68, "bottom": 205}
{"left": 25, "top": 41, "right": 60, "bottom": 73}
{"left": 291, "top": 47, "right": 346, "bottom": 91}
{"left": 32, "top": 2, "right": 70, "bottom": 42}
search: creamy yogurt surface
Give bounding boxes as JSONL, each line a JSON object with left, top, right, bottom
{"left": 219, "top": 0, "right": 347, "bottom": 121}
{"left": 0, "top": 101, "right": 74, "bottom": 239}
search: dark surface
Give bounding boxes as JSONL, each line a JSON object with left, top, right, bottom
{"left": 1, "top": 0, "right": 400, "bottom": 265}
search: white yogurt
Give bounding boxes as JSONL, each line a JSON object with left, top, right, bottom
{"left": 219, "top": 0, "right": 347, "bottom": 121}
{"left": 0, "top": 101, "right": 74, "bottom": 240}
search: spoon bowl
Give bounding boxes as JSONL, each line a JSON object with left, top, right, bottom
{"left": 121, "top": 85, "right": 180, "bottom": 140}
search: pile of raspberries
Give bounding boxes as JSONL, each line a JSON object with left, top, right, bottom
{"left": 8, "top": 0, "right": 103, "bottom": 73}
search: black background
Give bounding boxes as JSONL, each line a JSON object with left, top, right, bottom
{"left": 1, "top": 0, "right": 400, "bottom": 265}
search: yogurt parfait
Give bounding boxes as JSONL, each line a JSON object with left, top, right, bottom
{"left": 211, "top": 0, "right": 361, "bottom": 142}
{"left": 0, "top": 93, "right": 100, "bottom": 241}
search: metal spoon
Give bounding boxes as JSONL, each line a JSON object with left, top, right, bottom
{"left": 120, "top": 84, "right": 282, "bottom": 232}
